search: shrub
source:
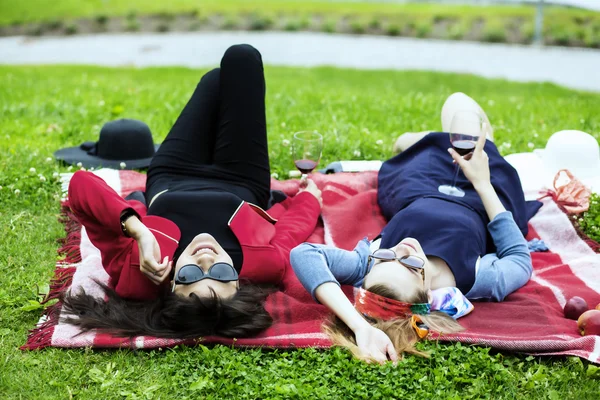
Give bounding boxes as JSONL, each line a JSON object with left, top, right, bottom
{"left": 284, "top": 19, "right": 301, "bottom": 31}
{"left": 350, "top": 20, "right": 366, "bottom": 34}
{"left": 386, "top": 23, "right": 401, "bottom": 36}
{"left": 482, "top": 21, "right": 507, "bottom": 43}
{"left": 415, "top": 21, "right": 432, "bottom": 38}
{"left": 572, "top": 14, "right": 589, "bottom": 25}
{"left": 126, "top": 19, "right": 140, "bottom": 32}
{"left": 126, "top": 11, "right": 137, "bottom": 21}
{"left": 65, "top": 23, "right": 78, "bottom": 35}
{"left": 433, "top": 14, "right": 447, "bottom": 23}
{"left": 221, "top": 15, "right": 240, "bottom": 30}
{"left": 448, "top": 23, "right": 466, "bottom": 40}
{"left": 321, "top": 19, "right": 336, "bottom": 33}
{"left": 550, "top": 28, "right": 572, "bottom": 45}
{"left": 95, "top": 15, "right": 108, "bottom": 25}
{"left": 157, "top": 12, "right": 176, "bottom": 22}
{"left": 368, "top": 17, "right": 381, "bottom": 30}
{"left": 522, "top": 22, "right": 535, "bottom": 43}
{"left": 28, "top": 25, "right": 43, "bottom": 36}
{"left": 583, "top": 28, "right": 600, "bottom": 48}
{"left": 249, "top": 13, "right": 273, "bottom": 31}
{"left": 188, "top": 21, "right": 202, "bottom": 31}
{"left": 46, "top": 20, "right": 63, "bottom": 30}
{"left": 198, "top": 13, "right": 210, "bottom": 25}
{"left": 156, "top": 23, "right": 170, "bottom": 33}
{"left": 298, "top": 16, "right": 311, "bottom": 30}
{"left": 543, "top": 19, "right": 574, "bottom": 45}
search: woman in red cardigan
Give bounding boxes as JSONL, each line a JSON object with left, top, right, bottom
{"left": 63, "top": 44, "right": 322, "bottom": 340}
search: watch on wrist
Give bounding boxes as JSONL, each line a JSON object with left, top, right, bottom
{"left": 120, "top": 210, "right": 136, "bottom": 237}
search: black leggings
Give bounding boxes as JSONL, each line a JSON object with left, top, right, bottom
{"left": 146, "top": 44, "right": 271, "bottom": 209}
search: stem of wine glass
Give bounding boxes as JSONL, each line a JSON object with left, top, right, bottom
{"left": 300, "top": 173, "right": 308, "bottom": 187}
{"left": 450, "top": 164, "right": 460, "bottom": 188}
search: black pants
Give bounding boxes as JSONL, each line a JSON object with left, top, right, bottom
{"left": 146, "top": 44, "right": 271, "bottom": 209}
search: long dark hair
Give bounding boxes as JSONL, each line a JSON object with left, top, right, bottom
{"left": 61, "top": 282, "right": 273, "bottom": 338}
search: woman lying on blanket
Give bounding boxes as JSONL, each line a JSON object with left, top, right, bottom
{"left": 291, "top": 93, "right": 541, "bottom": 363}
{"left": 63, "top": 44, "right": 322, "bottom": 339}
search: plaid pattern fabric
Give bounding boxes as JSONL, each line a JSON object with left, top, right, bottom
{"left": 23, "top": 169, "right": 600, "bottom": 365}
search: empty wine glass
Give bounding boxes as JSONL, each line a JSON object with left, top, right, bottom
{"left": 438, "top": 111, "right": 484, "bottom": 197}
{"left": 292, "top": 131, "right": 323, "bottom": 184}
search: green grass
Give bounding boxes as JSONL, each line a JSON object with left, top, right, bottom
{"left": 2, "top": 1, "right": 600, "bottom": 48}
{"left": 0, "top": 0, "right": 597, "bottom": 27}
{"left": 482, "top": 20, "right": 508, "bottom": 43}
{"left": 581, "top": 193, "right": 600, "bottom": 243}
{"left": 1, "top": 65, "right": 600, "bottom": 398}
{"left": 221, "top": 14, "right": 242, "bottom": 30}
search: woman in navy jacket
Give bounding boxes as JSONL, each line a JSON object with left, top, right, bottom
{"left": 291, "top": 93, "right": 541, "bottom": 363}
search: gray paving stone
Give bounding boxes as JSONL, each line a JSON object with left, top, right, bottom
{"left": 0, "top": 32, "right": 599, "bottom": 92}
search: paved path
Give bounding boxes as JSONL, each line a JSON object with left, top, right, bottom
{"left": 431, "top": 0, "right": 600, "bottom": 11}
{"left": 536, "top": 0, "right": 600, "bottom": 9}
{"left": 339, "top": 1, "right": 600, "bottom": 11}
{"left": 1, "top": 32, "right": 599, "bottom": 92}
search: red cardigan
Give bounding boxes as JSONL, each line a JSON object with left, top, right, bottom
{"left": 68, "top": 171, "right": 321, "bottom": 300}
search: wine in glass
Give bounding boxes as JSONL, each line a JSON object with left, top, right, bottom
{"left": 438, "top": 110, "right": 484, "bottom": 197}
{"left": 292, "top": 131, "right": 323, "bottom": 183}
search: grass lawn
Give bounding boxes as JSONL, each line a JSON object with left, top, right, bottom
{"left": 1, "top": 1, "right": 600, "bottom": 48}
{"left": 1, "top": 65, "right": 600, "bottom": 398}
{"left": 0, "top": 0, "right": 563, "bottom": 25}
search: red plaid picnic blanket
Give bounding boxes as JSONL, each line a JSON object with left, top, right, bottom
{"left": 23, "top": 169, "right": 600, "bottom": 364}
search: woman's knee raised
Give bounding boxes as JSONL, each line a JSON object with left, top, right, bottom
{"left": 441, "top": 92, "right": 480, "bottom": 131}
{"left": 197, "top": 67, "right": 220, "bottom": 89}
{"left": 222, "top": 44, "right": 262, "bottom": 68}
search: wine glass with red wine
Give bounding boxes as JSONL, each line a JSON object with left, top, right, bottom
{"left": 292, "top": 131, "right": 323, "bottom": 184}
{"left": 438, "top": 110, "right": 484, "bottom": 197}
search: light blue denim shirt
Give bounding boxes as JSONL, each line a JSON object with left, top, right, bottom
{"left": 290, "top": 211, "right": 532, "bottom": 302}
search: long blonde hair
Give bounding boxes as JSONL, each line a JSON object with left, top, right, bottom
{"left": 323, "top": 284, "right": 463, "bottom": 361}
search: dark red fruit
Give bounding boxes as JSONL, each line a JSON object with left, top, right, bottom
{"left": 563, "top": 296, "right": 589, "bottom": 320}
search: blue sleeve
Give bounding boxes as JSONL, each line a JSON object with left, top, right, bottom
{"left": 466, "top": 211, "right": 533, "bottom": 302}
{"left": 290, "top": 239, "right": 372, "bottom": 302}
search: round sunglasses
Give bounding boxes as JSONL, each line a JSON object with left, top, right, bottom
{"left": 174, "top": 262, "right": 239, "bottom": 286}
{"left": 368, "top": 248, "right": 426, "bottom": 282}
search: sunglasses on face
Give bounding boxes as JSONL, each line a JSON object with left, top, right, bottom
{"left": 368, "top": 248, "right": 426, "bottom": 282}
{"left": 174, "top": 262, "right": 239, "bottom": 286}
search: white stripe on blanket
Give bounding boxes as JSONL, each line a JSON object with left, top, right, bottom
{"left": 54, "top": 226, "right": 109, "bottom": 346}
{"left": 61, "top": 169, "right": 122, "bottom": 197}
{"left": 530, "top": 198, "right": 600, "bottom": 298}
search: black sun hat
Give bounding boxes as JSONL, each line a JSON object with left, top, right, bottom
{"left": 54, "top": 119, "right": 160, "bottom": 170}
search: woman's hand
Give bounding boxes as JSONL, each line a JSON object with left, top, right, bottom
{"left": 136, "top": 230, "right": 172, "bottom": 285}
{"left": 298, "top": 179, "right": 323, "bottom": 208}
{"left": 126, "top": 216, "right": 172, "bottom": 285}
{"left": 354, "top": 324, "right": 399, "bottom": 365}
{"left": 449, "top": 134, "right": 507, "bottom": 220}
{"left": 448, "top": 133, "right": 491, "bottom": 191}
{"left": 314, "top": 282, "right": 398, "bottom": 364}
